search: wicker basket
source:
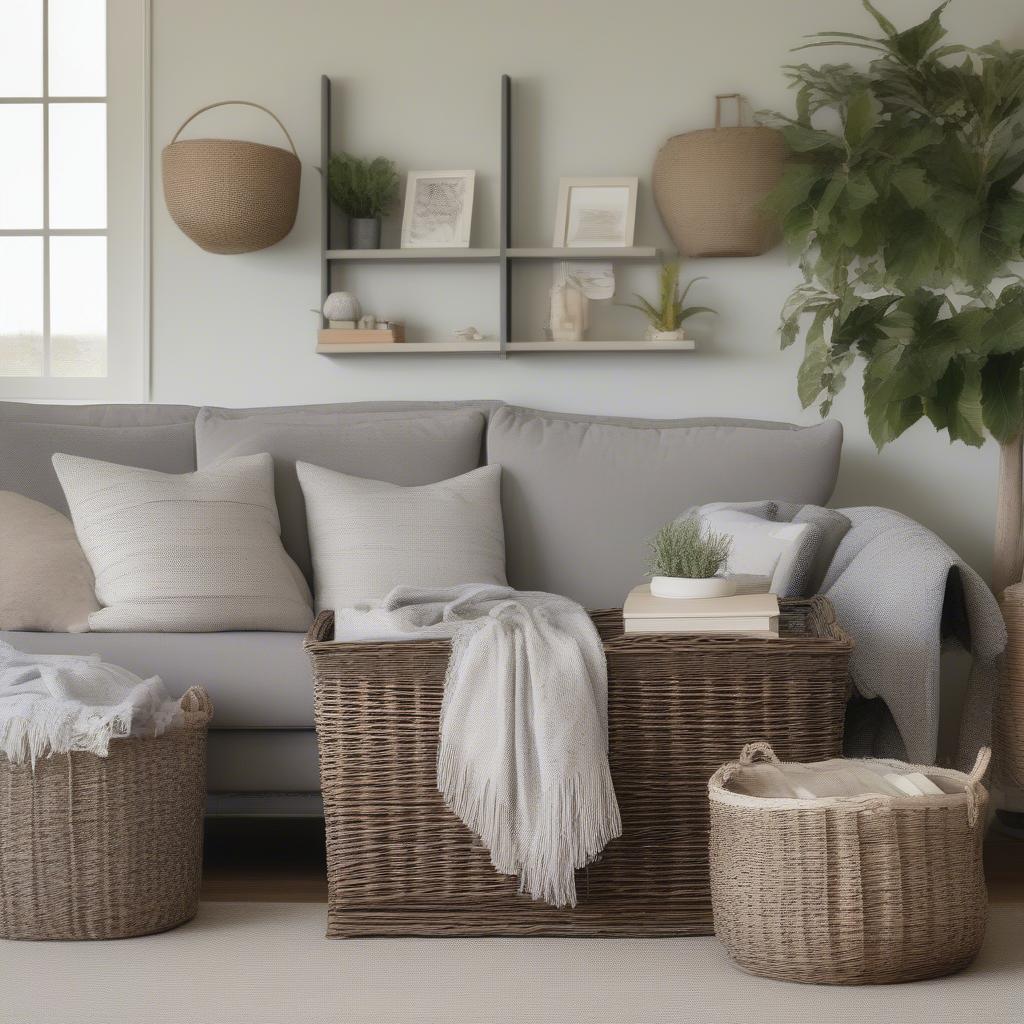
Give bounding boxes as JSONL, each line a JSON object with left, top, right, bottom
{"left": 709, "top": 742, "right": 990, "bottom": 985}
{"left": 0, "top": 687, "right": 212, "bottom": 941}
{"left": 162, "top": 100, "right": 300, "bottom": 254}
{"left": 306, "top": 598, "right": 852, "bottom": 937}
{"left": 652, "top": 94, "right": 788, "bottom": 258}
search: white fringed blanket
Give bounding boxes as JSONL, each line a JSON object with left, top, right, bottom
{"left": 333, "top": 584, "right": 622, "bottom": 908}
{"left": 0, "top": 641, "right": 182, "bottom": 765}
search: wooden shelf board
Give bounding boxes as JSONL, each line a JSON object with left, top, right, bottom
{"left": 317, "top": 340, "right": 500, "bottom": 354}
{"left": 507, "top": 247, "right": 660, "bottom": 261}
{"left": 326, "top": 248, "right": 500, "bottom": 261}
{"left": 506, "top": 339, "right": 695, "bottom": 352}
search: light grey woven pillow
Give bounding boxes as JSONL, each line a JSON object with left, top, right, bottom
{"left": 296, "top": 462, "right": 507, "bottom": 610}
{"left": 51, "top": 452, "right": 313, "bottom": 632}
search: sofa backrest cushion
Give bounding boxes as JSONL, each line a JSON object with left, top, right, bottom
{"left": 487, "top": 406, "right": 843, "bottom": 608}
{"left": 196, "top": 407, "right": 488, "bottom": 583}
{"left": 0, "top": 401, "right": 198, "bottom": 516}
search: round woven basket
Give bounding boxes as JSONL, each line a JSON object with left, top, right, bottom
{"left": 652, "top": 94, "right": 788, "bottom": 258}
{"left": 162, "top": 101, "right": 300, "bottom": 254}
{"left": 708, "top": 742, "right": 990, "bottom": 985}
{"left": 0, "top": 687, "right": 213, "bottom": 941}
{"left": 997, "top": 583, "right": 1024, "bottom": 797}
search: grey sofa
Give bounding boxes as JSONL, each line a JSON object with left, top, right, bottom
{"left": 1, "top": 399, "right": 843, "bottom": 812}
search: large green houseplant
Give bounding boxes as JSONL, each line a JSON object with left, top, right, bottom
{"left": 764, "top": 1, "right": 1024, "bottom": 593}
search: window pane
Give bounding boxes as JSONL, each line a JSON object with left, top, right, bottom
{"left": 0, "top": 238, "right": 44, "bottom": 377}
{"left": 0, "top": 0, "right": 42, "bottom": 96}
{"left": 48, "top": 0, "right": 106, "bottom": 96}
{"left": 49, "top": 103, "right": 106, "bottom": 229}
{"left": 50, "top": 236, "right": 107, "bottom": 378}
{"left": 0, "top": 105, "right": 44, "bottom": 228}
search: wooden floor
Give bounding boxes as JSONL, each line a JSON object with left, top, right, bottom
{"left": 201, "top": 816, "right": 1024, "bottom": 905}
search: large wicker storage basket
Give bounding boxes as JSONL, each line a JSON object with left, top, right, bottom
{"left": 709, "top": 742, "right": 990, "bottom": 985}
{"left": 0, "top": 687, "right": 212, "bottom": 941}
{"left": 306, "top": 598, "right": 852, "bottom": 937}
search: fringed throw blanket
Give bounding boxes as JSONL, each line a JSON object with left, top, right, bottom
{"left": 0, "top": 642, "right": 182, "bottom": 765}
{"left": 333, "top": 584, "right": 622, "bottom": 907}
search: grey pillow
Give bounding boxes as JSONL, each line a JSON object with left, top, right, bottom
{"left": 52, "top": 452, "right": 313, "bottom": 633}
{"left": 195, "top": 407, "right": 487, "bottom": 582}
{"left": 296, "top": 462, "right": 507, "bottom": 610}
{"left": 487, "top": 405, "right": 843, "bottom": 608}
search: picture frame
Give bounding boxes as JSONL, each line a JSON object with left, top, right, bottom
{"left": 552, "top": 177, "right": 638, "bottom": 248}
{"left": 401, "top": 170, "right": 476, "bottom": 248}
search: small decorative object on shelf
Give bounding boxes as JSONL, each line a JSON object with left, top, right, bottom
{"left": 652, "top": 94, "right": 787, "bottom": 257}
{"left": 552, "top": 177, "right": 638, "bottom": 248}
{"left": 357, "top": 314, "right": 377, "bottom": 330}
{"left": 322, "top": 290, "right": 361, "bottom": 323}
{"left": 401, "top": 170, "right": 476, "bottom": 248}
{"left": 454, "top": 326, "right": 484, "bottom": 342}
{"left": 620, "top": 262, "right": 715, "bottom": 342}
{"left": 549, "top": 279, "right": 588, "bottom": 343}
{"left": 647, "top": 515, "right": 735, "bottom": 599}
{"left": 327, "top": 153, "right": 400, "bottom": 250}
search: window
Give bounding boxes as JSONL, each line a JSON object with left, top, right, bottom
{"left": 0, "top": 0, "right": 148, "bottom": 401}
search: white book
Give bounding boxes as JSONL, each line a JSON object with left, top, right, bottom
{"left": 622, "top": 584, "right": 780, "bottom": 636}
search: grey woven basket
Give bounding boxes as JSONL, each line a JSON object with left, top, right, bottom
{"left": 0, "top": 687, "right": 212, "bottom": 941}
{"left": 162, "top": 101, "right": 300, "bottom": 254}
{"left": 708, "top": 742, "right": 990, "bottom": 985}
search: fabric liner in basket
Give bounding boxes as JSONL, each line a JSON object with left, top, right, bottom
{"left": 708, "top": 741, "right": 990, "bottom": 985}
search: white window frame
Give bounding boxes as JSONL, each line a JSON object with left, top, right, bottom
{"left": 0, "top": 0, "right": 150, "bottom": 402}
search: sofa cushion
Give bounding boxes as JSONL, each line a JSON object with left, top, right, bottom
{"left": 298, "top": 462, "right": 507, "bottom": 610}
{"left": 53, "top": 452, "right": 312, "bottom": 632}
{"left": 0, "top": 629, "right": 313, "bottom": 728}
{"left": 0, "top": 420, "right": 197, "bottom": 515}
{"left": 196, "top": 407, "right": 488, "bottom": 582}
{"left": 0, "top": 400, "right": 197, "bottom": 427}
{"left": 487, "top": 406, "right": 843, "bottom": 608}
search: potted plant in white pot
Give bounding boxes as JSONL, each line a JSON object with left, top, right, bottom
{"left": 328, "top": 153, "right": 400, "bottom": 249}
{"left": 647, "top": 515, "right": 735, "bottom": 599}
{"left": 620, "top": 262, "right": 715, "bottom": 341}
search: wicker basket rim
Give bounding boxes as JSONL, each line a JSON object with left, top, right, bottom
{"left": 163, "top": 137, "right": 300, "bottom": 162}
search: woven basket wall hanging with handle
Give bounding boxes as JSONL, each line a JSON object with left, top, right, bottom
{"left": 162, "top": 100, "right": 301, "bottom": 255}
{"left": 652, "top": 94, "right": 788, "bottom": 258}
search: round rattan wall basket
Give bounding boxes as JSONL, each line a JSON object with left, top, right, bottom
{"left": 652, "top": 94, "right": 788, "bottom": 258}
{"left": 162, "top": 100, "right": 300, "bottom": 255}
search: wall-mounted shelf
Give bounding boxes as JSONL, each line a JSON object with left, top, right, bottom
{"left": 318, "top": 75, "right": 687, "bottom": 358}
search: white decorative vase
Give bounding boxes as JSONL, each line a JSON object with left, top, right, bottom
{"left": 646, "top": 327, "right": 687, "bottom": 342}
{"left": 323, "top": 291, "right": 361, "bottom": 322}
{"left": 650, "top": 575, "right": 736, "bottom": 599}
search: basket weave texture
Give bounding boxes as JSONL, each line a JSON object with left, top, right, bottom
{"left": 162, "top": 101, "right": 300, "bottom": 255}
{"left": 305, "top": 599, "right": 852, "bottom": 937}
{"left": 0, "top": 687, "right": 212, "bottom": 941}
{"left": 652, "top": 95, "right": 788, "bottom": 258}
{"left": 997, "top": 583, "right": 1024, "bottom": 793}
{"left": 709, "top": 742, "right": 989, "bottom": 985}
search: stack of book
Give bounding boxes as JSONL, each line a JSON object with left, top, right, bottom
{"left": 623, "top": 584, "right": 780, "bottom": 637}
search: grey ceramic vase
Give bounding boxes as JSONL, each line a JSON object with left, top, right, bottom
{"left": 350, "top": 217, "right": 381, "bottom": 249}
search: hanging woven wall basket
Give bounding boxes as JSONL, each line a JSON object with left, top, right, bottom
{"left": 162, "top": 100, "right": 301, "bottom": 255}
{"left": 652, "top": 94, "right": 788, "bottom": 258}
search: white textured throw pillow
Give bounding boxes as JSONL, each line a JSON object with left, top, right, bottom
{"left": 51, "top": 452, "right": 313, "bottom": 632}
{"left": 296, "top": 462, "right": 507, "bottom": 610}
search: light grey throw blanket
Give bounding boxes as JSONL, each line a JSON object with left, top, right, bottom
{"left": 0, "top": 641, "right": 182, "bottom": 764}
{"left": 697, "top": 503, "right": 1005, "bottom": 769}
{"left": 334, "top": 584, "right": 622, "bottom": 908}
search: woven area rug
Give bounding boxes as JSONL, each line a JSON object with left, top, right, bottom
{"left": 3, "top": 902, "right": 1022, "bottom": 1023}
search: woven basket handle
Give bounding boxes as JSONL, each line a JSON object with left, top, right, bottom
{"left": 738, "top": 741, "right": 779, "bottom": 766}
{"left": 169, "top": 101, "right": 298, "bottom": 158}
{"left": 715, "top": 94, "right": 745, "bottom": 128}
{"left": 965, "top": 746, "right": 992, "bottom": 827}
{"left": 179, "top": 685, "right": 214, "bottom": 727}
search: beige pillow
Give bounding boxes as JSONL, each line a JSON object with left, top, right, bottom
{"left": 52, "top": 452, "right": 313, "bottom": 633}
{"left": 0, "top": 491, "right": 100, "bottom": 633}
{"left": 296, "top": 462, "right": 507, "bottom": 610}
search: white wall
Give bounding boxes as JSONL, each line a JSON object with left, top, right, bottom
{"left": 151, "top": 0, "right": 1024, "bottom": 580}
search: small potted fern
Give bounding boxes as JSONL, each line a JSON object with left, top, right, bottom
{"left": 621, "top": 262, "right": 715, "bottom": 341}
{"left": 328, "top": 153, "right": 400, "bottom": 249}
{"left": 647, "top": 515, "right": 734, "bottom": 599}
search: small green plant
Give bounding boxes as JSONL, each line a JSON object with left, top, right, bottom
{"left": 327, "top": 153, "right": 400, "bottom": 219}
{"left": 619, "top": 263, "right": 716, "bottom": 332}
{"left": 647, "top": 516, "right": 732, "bottom": 579}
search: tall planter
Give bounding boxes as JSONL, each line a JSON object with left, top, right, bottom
{"left": 652, "top": 94, "right": 788, "bottom": 258}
